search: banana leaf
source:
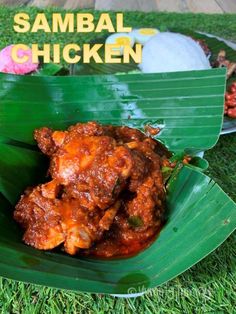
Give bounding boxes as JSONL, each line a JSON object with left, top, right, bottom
{"left": 0, "top": 68, "right": 235, "bottom": 294}
{"left": 33, "top": 62, "right": 66, "bottom": 76}
{"left": 0, "top": 68, "right": 226, "bottom": 153}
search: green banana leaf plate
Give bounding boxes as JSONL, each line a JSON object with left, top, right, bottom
{"left": 0, "top": 68, "right": 235, "bottom": 295}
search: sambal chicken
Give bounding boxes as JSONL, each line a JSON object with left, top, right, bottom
{"left": 14, "top": 122, "right": 169, "bottom": 258}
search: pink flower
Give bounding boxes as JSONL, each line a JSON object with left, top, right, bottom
{"left": 0, "top": 45, "right": 39, "bottom": 75}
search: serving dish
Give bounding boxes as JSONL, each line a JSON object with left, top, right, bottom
{"left": 0, "top": 68, "right": 235, "bottom": 294}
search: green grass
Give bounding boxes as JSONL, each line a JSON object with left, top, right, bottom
{"left": 0, "top": 6, "right": 235, "bottom": 313}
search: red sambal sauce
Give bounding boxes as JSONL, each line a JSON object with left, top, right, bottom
{"left": 14, "top": 122, "right": 169, "bottom": 258}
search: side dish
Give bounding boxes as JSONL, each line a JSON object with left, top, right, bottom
{"left": 224, "top": 81, "right": 236, "bottom": 119}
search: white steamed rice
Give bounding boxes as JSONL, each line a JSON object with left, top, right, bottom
{"left": 139, "top": 32, "right": 211, "bottom": 73}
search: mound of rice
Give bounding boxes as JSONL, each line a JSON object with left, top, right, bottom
{"left": 139, "top": 32, "right": 211, "bottom": 73}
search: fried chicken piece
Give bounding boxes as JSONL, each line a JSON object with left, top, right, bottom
{"left": 14, "top": 182, "right": 120, "bottom": 255}
{"left": 110, "top": 142, "right": 164, "bottom": 246}
{"left": 85, "top": 132, "right": 166, "bottom": 258}
{"left": 14, "top": 186, "right": 65, "bottom": 250}
{"left": 49, "top": 136, "right": 133, "bottom": 208}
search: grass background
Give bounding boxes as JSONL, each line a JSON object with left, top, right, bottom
{"left": 0, "top": 6, "right": 235, "bottom": 313}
